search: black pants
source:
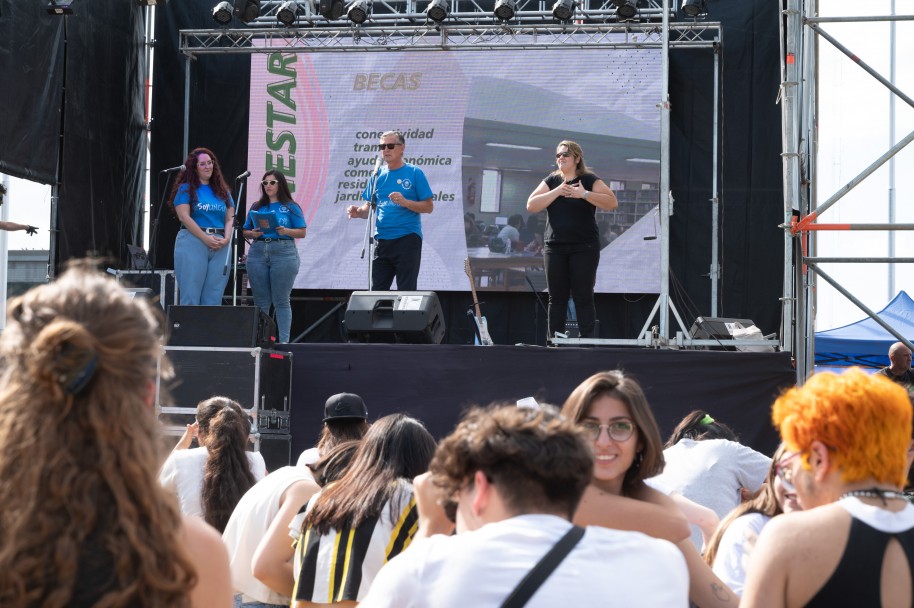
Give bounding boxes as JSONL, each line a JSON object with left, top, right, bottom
{"left": 372, "top": 233, "right": 422, "bottom": 291}
{"left": 544, "top": 243, "right": 600, "bottom": 338}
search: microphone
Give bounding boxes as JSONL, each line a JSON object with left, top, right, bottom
{"left": 160, "top": 164, "right": 185, "bottom": 173}
{"left": 374, "top": 156, "right": 383, "bottom": 174}
{"left": 236, "top": 170, "right": 251, "bottom": 180}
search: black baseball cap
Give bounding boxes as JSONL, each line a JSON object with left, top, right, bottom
{"left": 323, "top": 393, "right": 369, "bottom": 422}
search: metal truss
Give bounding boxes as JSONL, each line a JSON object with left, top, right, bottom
{"left": 780, "top": 2, "right": 914, "bottom": 383}
{"left": 180, "top": 21, "right": 720, "bottom": 55}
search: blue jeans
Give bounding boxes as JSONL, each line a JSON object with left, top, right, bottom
{"left": 174, "top": 229, "right": 230, "bottom": 305}
{"left": 246, "top": 239, "right": 300, "bottom": 342}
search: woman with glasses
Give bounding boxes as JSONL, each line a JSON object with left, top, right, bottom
{"left": 242, "top": 171, "right": 307, "bottom": 343}
{"left": 562, "top": 370, "right": 740, "bottom": 608}
{"left": 526, "top": 141, "right": 618, "bottom": 340}
{"left": 169, "top": 147, "right": 235, "bottom": 305}
{"left": 703, "top": 445, "right": 801, "bottom": 597}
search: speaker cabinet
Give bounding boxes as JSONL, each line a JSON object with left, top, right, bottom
{"left": 258, "top": 435, "right": 292, "bottom": 471}
{"left": 689, "top": 317, "right": 756, "bottom": 350}
{"left": 345, "top": 291, "right": 445, "bottom": 344}
{"left": 166, "top": 305, "right": 277, "bottom": 348}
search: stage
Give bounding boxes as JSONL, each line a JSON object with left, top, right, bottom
{"left": 284, "top": 343, "right": 795, "bottom": 463}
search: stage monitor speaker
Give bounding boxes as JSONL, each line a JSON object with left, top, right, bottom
{"left": 689, "top": 316, "right": 756, "bottom": 350}
{"left": 167, "top": 306, "right": 277, "bottom": 348}
{"left": 345, "top": 291, "right": 445, "bottom": 344}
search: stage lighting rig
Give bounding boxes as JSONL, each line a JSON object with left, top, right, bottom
{"left": 425, "top": 0, "right": 449, "bottom": 23}
{"left": 46, "top": 0, "right": 76, "bottom": 15}
{"left": 347, "top": 0, "right": 370, "bottom": 24}
{"left": 277, "top": 0, "right": 301, "bottom": 25}
{"left": 212, "top": 1, "right": 233, "bottom": 24}
{"left": 613, "top": 0, "right": 637, "bottom": 19}
{"left": 551, "top": 0, "right": 574, "bottom": 21}
{"left": 235, "top": 0, "right": 261, "bottom": 23}
{"left": 136, "top": 0, "right": 169, "bottom": 5}
{"left": 493, "top": 0, "right": 516, "bottom": 21}
{"left": 319, "top": 0, "right": 345, "bottom": 20}
{"left": 681, "top": 0, "right": 706, "bottom": 17}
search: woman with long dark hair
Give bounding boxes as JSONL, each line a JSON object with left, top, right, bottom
{"left": 0, "top": 265, "right": 232, "bottom": 607}
{"left": 242, "top": 171, "right": 307, "bottom": 342}
{"left": 562, "top": 370, "right": 740, "bottom": 608}
{"left": 160, "top": 396, "right": 266, "bottom": 533}
{"left": 169, "top": 147, "right": 235, "bottom": 306}
{"left": 526, "top": 140, "right": 618, "bottom": 339}
{"left": 253, "top": 413, "right": 436, "bottom": 605}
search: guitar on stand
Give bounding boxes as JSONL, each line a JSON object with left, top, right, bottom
{"left": 464, "top": 258, "right": 494, "bottom": 346}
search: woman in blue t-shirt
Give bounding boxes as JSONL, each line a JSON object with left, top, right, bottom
{"left": 169, "top": 147, "right": 235, "bottom": 306}
{"left": 242, "top": 171, "right": 307, "bottom": 343}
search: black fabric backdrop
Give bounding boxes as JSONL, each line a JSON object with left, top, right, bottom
{"left": 0, "top": 1, "right": 64, "bottom": 183}
{"left": 284, "top": 344, "right": 795, "bottom": 460}
{"left": 0, "top": 1, "right": 147, "bottom": 266}
{"left": 149, "top": 0, "right": 784, "bottom": 344}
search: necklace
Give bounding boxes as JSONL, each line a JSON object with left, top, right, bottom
{"left": 841, "top": 488, "right": 906, "bottom": 504}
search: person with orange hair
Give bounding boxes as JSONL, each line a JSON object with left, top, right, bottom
{"left": 742, "top": 368, "right": 914, "bottom": 608}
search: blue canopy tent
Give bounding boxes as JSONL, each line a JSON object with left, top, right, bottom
{"left": 815, "top": 291, "right": 914, "bottom": 369}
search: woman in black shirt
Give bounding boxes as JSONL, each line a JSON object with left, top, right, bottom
{"left": 527, "top": 140, "right": 618, "bottom": 339}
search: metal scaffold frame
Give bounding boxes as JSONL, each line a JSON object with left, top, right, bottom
{"left": 178, "top": 0, "right": 762, "bottom": 350}
{"left": 780, "top": 1, "right": 914, "bottom": 384}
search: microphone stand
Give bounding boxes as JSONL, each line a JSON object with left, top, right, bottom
{"left": 360, "top": 158, "right": 383, "bottom": 290}
{"left": 150, "top": 171, "right": 176, "bottom": 270}
{"left": 226, "top": 175, "right": 246, "bottom": 306}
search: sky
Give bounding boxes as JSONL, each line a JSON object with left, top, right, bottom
{"left": 3, "top": 3, "right": 911, "bottom": 333}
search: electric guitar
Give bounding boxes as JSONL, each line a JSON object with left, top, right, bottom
{"left": 464, "top": 258, "right": 494, "bottom": 346}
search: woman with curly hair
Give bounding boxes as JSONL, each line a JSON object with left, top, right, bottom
{"left": 169, "top": 146, "right": 235, "bottom": 305}
{"left": 0, "top": 264, "right": 231, "bottom": 607}
{"left": 160, "top": 396, "right": 266, "bottom": 533}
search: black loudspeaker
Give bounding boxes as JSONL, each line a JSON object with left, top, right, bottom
{"left": 258, "top": 435, "right": 292, "bottom": 471}
{"left": 689, "top": 316, "right": 756, "bottom": 350}
{"left": 345, "top": 291, "right": 445, "bottom": 344}
{"left": 167, "top": 306, "right": 277, "bottom": 348}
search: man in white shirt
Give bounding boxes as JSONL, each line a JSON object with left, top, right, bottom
{"left": 360, "top": 404, "right": 689, "bottom": 608}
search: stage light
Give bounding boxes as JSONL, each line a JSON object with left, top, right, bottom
{"left": 136, "top": 0, "right": 169, "bottom": 5}
{"left": 552, "top": 0, "right": 574, "bottom": 21}
{"left": 277, "top": 0, "right": 300, "bottom": 25}
{"left": 493, "top": 0, "right": 516, "bottom": 21}
{"left": 347, "top": 0, "right": 369, "bottom": 24}
{"left": 235, "top": 0, "right": 261, "bottom": 23}
{"left": 46, "top": 0, "right": 76, "bottom": 15}
{"left": 614, "top": 0, "right": 637, "bottom": 19}
{"left": 426, "top": 0, "right": 449, "bottom": 23}
{"left": 681, "top": 0, "right": 706, "bottom": 17}
{"left": 212, "top": 1, "right": 233, "bottom": 23}
{"left": 319, "top": 0, "right": 345, "bottom": 20}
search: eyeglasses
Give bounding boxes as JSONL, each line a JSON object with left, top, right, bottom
{"left": 262, "top": 180, "right": 278, "bottom": 186}
{"left": 198, "top": 160, "right": 214, "bottom": 167}
{"left": 378, "top": 143, "right": 402, "bottom": 150}
{"left": 579, "top": 418, "right": 636, "bottom": 442}
{"left": 556, "top": 151, "right": 573, "bottom": 159}
{"left": 775, "top": 451, "right": 801, "bottom": 488}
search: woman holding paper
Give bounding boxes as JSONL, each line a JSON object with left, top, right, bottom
{"left": 243, "top": 171, "right": 307, "bottom": 343}
{"left": 170, "top": 147, "right": 235, "bottom": 306}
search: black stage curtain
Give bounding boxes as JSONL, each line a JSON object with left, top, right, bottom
{"left": 0, "top": 1, "right": 65, "bottom": 183}
{"left": 55, "top": 3, "right": 147, "bottom": 266}
{"left": 149, "top": 3, "right": 251, "bottom": 270}
{"left": 151, "top": 0, "right": 784, "bottom": 344}
{"left": 286, "top": 344, "right": 794, "bottom": 459}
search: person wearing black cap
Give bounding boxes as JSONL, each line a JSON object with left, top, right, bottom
{"left": 296, "top": 392, "right": 370, "bottom": 473}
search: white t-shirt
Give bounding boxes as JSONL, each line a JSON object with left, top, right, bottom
{"left": 712, "top": 512, "right": 771, "bottom": 596}
{"left": 649, "top": 438, "right": 771, "bottom": 549}
{"left": 159, "top": 446, "right": 267, "bottom": 518}
{"left": 295, "top": 447, "right": 319, "bottom": 481}
{"left": 359, "top": 513, "right": 689, "bottom": 608}
{"left": 497, "top": 224, "right": 521, "bottom": 244}
{"left": 222, "top": 466, "right": 314, "bottom": 604}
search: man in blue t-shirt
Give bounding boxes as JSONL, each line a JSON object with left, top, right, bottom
{"left": 347, "top": 130, "right": 434, "bottom": 291}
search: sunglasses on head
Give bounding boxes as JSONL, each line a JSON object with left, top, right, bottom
{"left": 378, "top": 143, "right": 401, "bottom": 150}
{"left": 262, "top": 179, "right": 278, "bottom": 186}
{"left": 556, "top": 151, "right": 573, "bottom": 159}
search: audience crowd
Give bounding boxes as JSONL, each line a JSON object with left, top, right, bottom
{"left": 2, "top": 267, "right": 913, "bottom": 607}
